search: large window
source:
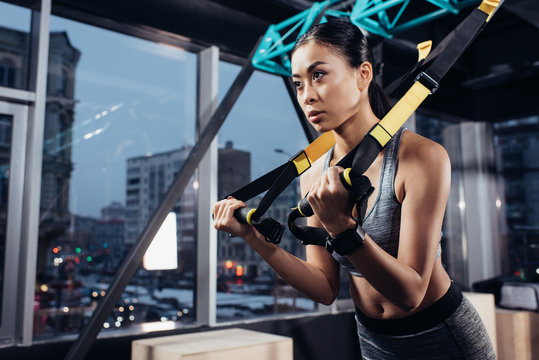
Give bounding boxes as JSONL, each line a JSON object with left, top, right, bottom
{"left": 35, "top": 15, "right": 197, "bottom": 340}
{"left": 494, "top": 116, "right": 539, "bottom": 282}
{"left": 215, "top": 62, "right": 318, "bottom": 322}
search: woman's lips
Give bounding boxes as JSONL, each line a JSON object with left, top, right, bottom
{"left": 308, "top": 110, "right": 325, "bottom": 123}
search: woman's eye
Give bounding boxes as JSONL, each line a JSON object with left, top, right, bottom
{"left": 293, "top": 81, "right": 302, "bottom": 88}
{"left": 313, "top": 71, "right": 325, "bottom": 80}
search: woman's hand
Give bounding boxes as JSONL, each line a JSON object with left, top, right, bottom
{"left": 307, "top": 166, "right": 356, "bottom": 237}
{"left": 212, "top": 196, "right": 256, "bottom": 239}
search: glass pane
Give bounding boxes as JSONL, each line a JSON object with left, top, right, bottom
{"left": 415, "top": 113, "right": 468, "bottom": 287}
{"left": 0, "top": 1, "right": 32, "bottom": 90}
{"left": 493, "top": 116, "right": 539, "bottom": 281}
{"left": 35, "top": 16, "right": 197, "bottom": 340}
{"left": 0, "top": 113, "right": 12, "bottom": 326}
{"left": 216, "top": 64, "right": 316, "bottom": 322}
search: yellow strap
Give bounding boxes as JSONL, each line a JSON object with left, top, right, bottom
{"left": 370, "top": 124, "right": 392, "bottom": 147}
{"left": 417, "top": 40, "right": 432, "bottom": 62}
{"left": 478, "top": 0, "right": 500, "bottom": 22}
{"left": 292, "top": 151, "right": 311, "bottom": 175}
{"left": 378, "top": 81, "right": 431, "bottom": 138}
{"left": 291, "top": 131, "right": 335, "bottom": 175}
{"left": 304, "top": 131, "right": 335, "bottom": 163}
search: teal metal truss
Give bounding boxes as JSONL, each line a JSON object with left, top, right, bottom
{"left": 252, "top": 0, "right": 482, "bottom": 76}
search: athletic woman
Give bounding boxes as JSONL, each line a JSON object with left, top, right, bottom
{"left": 212, "top": 20, "right": 496, "bottom": 359}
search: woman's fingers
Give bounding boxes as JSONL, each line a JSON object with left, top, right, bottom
{"left": 214, "top": 198, "right": 233, "bottom": 221}
{"left": 309, "top": 166, "right": 346, "bottom": 203}
{"left": 223, "top": 198, "right": 246, "bottom": 222}
{"left": 212, "top": 197, "right": 254, "bottom": 238}
{"left": 213, "top": 200, "right": 227, "bottom": 225}
{"left": 306, "top": 166, "right": 354, "bottom": 228}
{"left": 325, "top": 166, "right": 346, "bottom": 190}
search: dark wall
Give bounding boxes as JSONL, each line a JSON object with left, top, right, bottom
{"left": 0, "top": 311, "right": 362, "bottom": 360}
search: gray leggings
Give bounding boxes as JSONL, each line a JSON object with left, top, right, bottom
{"left": 355, "top": 285, "right": 496, "bottom": 359}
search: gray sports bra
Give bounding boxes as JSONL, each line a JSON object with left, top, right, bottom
{"left": 322, "top": 128, "right": 442, "bottom": 277}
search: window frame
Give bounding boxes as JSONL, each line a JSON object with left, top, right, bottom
{"left": 0, "top": 102, "right": 28, "bottom": 345}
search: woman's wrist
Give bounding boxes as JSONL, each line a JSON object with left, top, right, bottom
{"left": 243, "top": 228, "right": 280, "bottom": 258}
{"left": 325, "top": 217, "right": 358, "bottom": 238}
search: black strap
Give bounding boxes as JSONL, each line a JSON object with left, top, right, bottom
{"left": 427, "top": 9, "right": 488, "bottom": 83}
{"left": 229, "top": 163, "right": 288, "bottom": 202}
{"left": 385, "top": 6, "right": 489, "bottom": 96}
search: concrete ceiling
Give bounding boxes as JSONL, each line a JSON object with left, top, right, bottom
{"left": 50, "top": 0, "right": 539, "bottom": 122}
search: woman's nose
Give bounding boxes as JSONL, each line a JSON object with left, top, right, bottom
{"left": 302, "top": 86, "right": 318, "bottom": 105}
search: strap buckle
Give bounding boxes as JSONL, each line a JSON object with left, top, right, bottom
{"left": 416, "top": 72, "right": 439, "bottom": 94}
{"left": 291, "top": 150, "right": 311, "bottom": 175}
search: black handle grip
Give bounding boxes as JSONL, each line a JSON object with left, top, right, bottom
{"left": 234, "top": 207, "right": 254, "bottom": 225}
{"left": 297, "top": 198, "right": 314, "bottom": 217}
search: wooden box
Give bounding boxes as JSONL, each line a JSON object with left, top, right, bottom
{"left": 132, "top": 328, "right": 293, "bottom": 360}
{"left": 495, "top": 308, "right": 539, "bottom": 360}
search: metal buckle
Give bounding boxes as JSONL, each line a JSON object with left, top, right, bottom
{"left": 416, "top": 72, "right": 439, "bottom": 94}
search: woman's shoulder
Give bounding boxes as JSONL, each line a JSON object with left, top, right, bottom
{"left": 395, "top": 130, "right": 451, "bottom": 196}
{"left": 399, "top": 129, "right": 450, "bottom": 166}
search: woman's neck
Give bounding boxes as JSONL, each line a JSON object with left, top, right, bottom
{"left": 332, "top": 105, "right": 379, "bottom": 160}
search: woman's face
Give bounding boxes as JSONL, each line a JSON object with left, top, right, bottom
{"left": 291, "top": 42, "right": 364, "bottom": 132}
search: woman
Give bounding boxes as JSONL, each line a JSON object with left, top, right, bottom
{"left": 212, "top": 20, "right": 495, "bottom": 359}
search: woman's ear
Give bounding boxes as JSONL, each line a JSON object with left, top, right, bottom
{"left": 356, "top": 61, "right": 373, "bottom": 91}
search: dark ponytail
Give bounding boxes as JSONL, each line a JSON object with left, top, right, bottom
{"left": 368, "top": 81, "right": 390, "bottom": 119}
{"left": 292, "top": 19, "right": 390, "bottom": 119}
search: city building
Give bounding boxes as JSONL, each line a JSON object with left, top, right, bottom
{"left": 125, "top": 146, "right": 196, "bottom": 272}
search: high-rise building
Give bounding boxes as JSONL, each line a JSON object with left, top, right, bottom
{"left": 218, "top": 140, "right": 250, "bottom": 199}
{"left": 125, "top": 146, "right": 195, "bottom": 242}
{"left": 125, "top": 146, "right": 196, "bottom": 272}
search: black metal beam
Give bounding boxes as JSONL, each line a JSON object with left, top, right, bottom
{"left": 64, "top": 37, "right": 261, "bottom": 360}
{"left": 282, "top": 76, "right": 318, "bottom": 143}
